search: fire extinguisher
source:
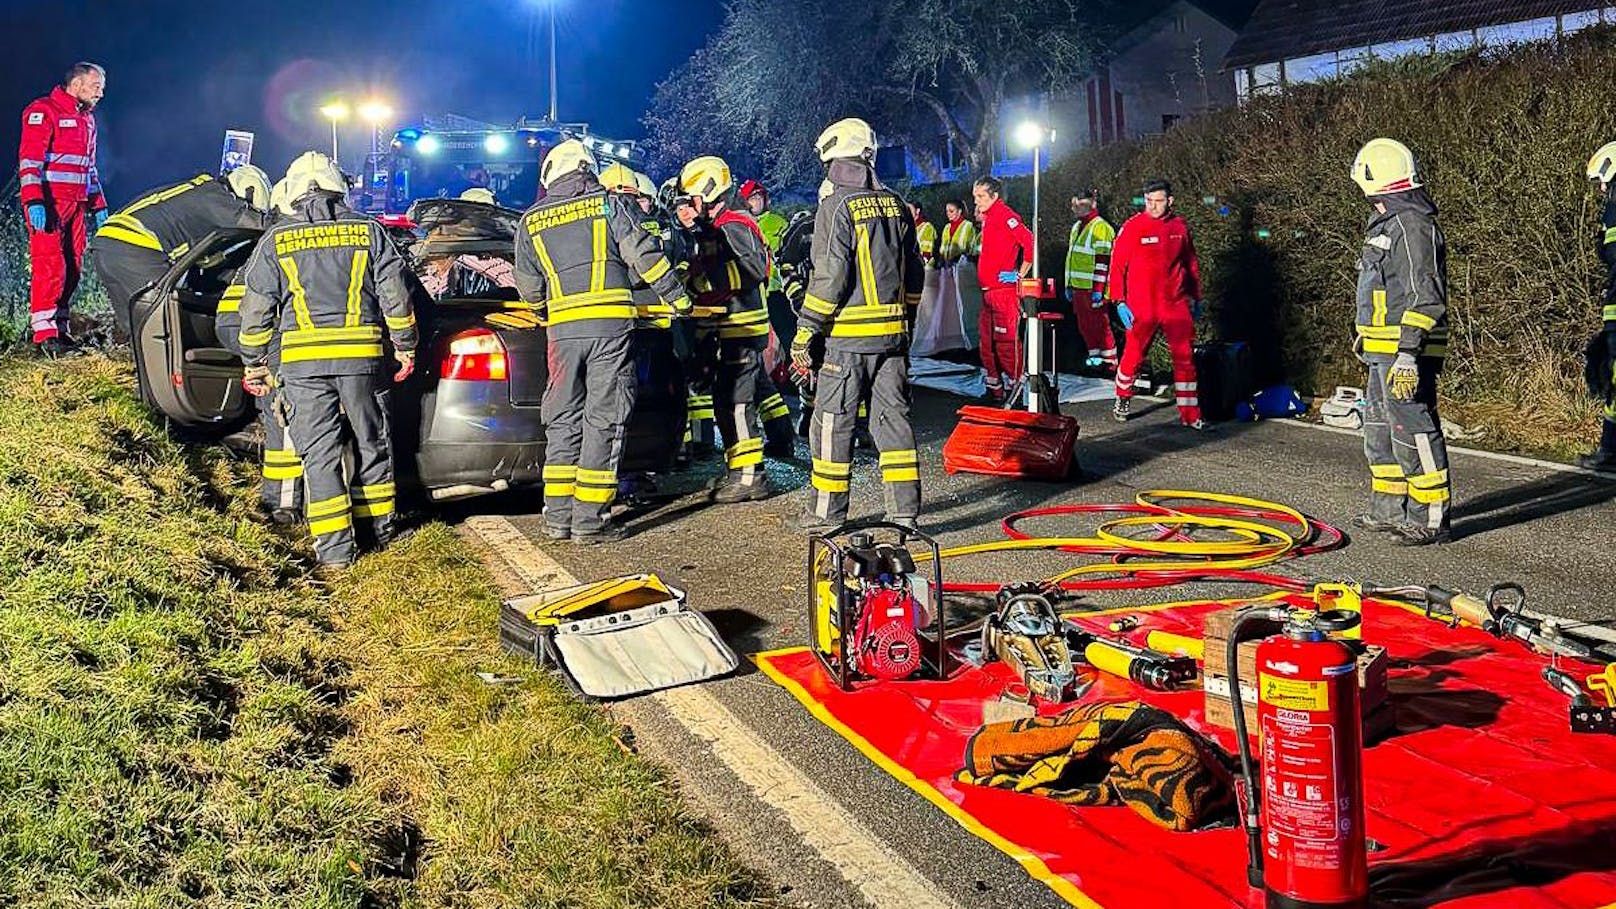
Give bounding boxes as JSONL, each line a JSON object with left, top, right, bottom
{"left": 1228, "top": 606, "right": 1368, "bottom": 909}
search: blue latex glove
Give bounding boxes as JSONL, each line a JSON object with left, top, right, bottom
{"left": 25, "top": 204, "right": 46, "bottom": 233}
{"left": 1090, "top": 290, "right": 1104, "bottom": 307}
{"left": 1117, "top": 301, "right": 1134, "bottom": 329}
{"left": 91, "top": 209, "right": 108, "bottom": 232}
{"left": 997, "top": 270, "right": 1019, "bottom": 284}
{"left": 1191, "top": 298, "right": 1204, "bottom": 321}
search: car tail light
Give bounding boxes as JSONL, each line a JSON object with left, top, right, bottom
{"left": 441, "top": 329, "right": 508, "bottom": 381}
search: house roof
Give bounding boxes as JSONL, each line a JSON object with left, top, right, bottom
{"left": 1224, "top": 0, "right": 1603, "bottom": 68}
{"left": 1102, "top": 0, "right": 1258, "bottom": 59}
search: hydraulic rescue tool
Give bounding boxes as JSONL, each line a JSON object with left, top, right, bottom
{"left": 1227, "top": 606, "right": 1370, "bottom": 909}
{"left": 809, "top": 524, "right": 948, "bottom": 691}
{"left": 978, "top": 581, "right": 1085, "bottom": 702}
{"left": 1545, "top": 665, "right": 1616, "bottom": 735}
{"left": 1368, "top": 582, "right": 1616, "bottom": 663}
{"left": 1071, "top": 631, "right": 1200, "bottom": 691}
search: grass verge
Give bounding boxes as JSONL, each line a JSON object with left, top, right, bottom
{"left": 0, "top": 354, "right": 767, "bottom": 908}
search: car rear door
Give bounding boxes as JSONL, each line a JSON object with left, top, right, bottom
{"left": 131, "top": 228, "right": 260, "bottom": 427}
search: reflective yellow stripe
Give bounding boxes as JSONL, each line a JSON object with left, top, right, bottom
{"left": 97, "top": 222, "right": 163, "bottom": 251}
{"left": 345, "top": 249, "right": 368, "bottom": 327}
{"left": 531, "top": 233, "right": 562, "bottom": 301}
{"left": 881, "top": 467, "right": 920, "bottom": 483}
{"left": 811, "top": 458, "right": 852, "bottom": 478}
{"left": 263, "top": 464, "right": 303, "bottom": 481}
{"left": 355, "top": 482, "right": 396, "bottom": 501}
{"left": 1372, "top": 478, "right": 1408, "bottom": 495}
{"left": 279, "top": 257, "right": 315, "bottom": 330}
{"left": 1368, "top": 464, "right": 1404, "bottom": 479}
{"left": 307, "top": 495, "right": 351, "bottom": 519}
{"left": 279, "top": 343, "right": 385, "bottom": 363}
{"left": 576, "top": 467, "right": 617, "bottom": 485}
{"left": 1401, "top": 310, "right": 1436, "bottom": 331}
{"left": 855, "top": 224, "right": 878, "bottom": 309}
{"left": 264, "top": 449, "right": 301, "bottom": 464}
{"left": 1603, "top": 304, "right": 1616, "bottom": 322}
{"left": 354, "top": 500, "right": 395, "bottom": 518}
{"left": 1406, "top": 469, "right": 1449, "bottom": 489}
{"left": 574, "top": 486, "right": 616, "bottom": 504}
{"left": 590, "top": 217, "right": 608, "bottom": 292}
{"left": 759, "top": 394, "right": 790, "bottom": 421}
{"left": 216, "top": 296, "right": 242, "bottom": 315}
{"left": 544, "top": 483, "right": 575, "bottom": 498}
{"left": 239, "top": 328, "right": 274, "bottom": 349}
{"left": 812, "top": 474, "right": 850, "bottom": 493}
{"left": 1408, "top": 485, "right": 1450, "bottom": 504}
{"left": 1371, "top": 288, "right": 1387, "bottom": 326}
{"left": 727, "top": 438, "right": 764, "bottom": 468}
{"left": 879, "top": 450, "right": 919, "bottom": 467}
{"left": 123, "top": 175, "right": 209, "bottom": 216}
{"left": 802, "top": 294, "right": 837, "bottom": 315}
{"left": 283, "top": 325, "right": 383, "bottom": 346}
{"left": 543, "top": 465, "right": 577, "bottom": 481}
{"left": 1604, "top": 225, "right": 1616, "bottom": 244}
{"left": 642, "top": 257, "right": 671, "bottom": 283}
{"left": 726, "top": 261, "right": 741, "bottom": 291}
{"left": 385, "top": 313, "right": 416, "bottom": 331}
{"left": 309, "top": 514, "right": 353, "bottom": 537}
{"left": 829, "top": 320, "right": 906, "bottom": 338}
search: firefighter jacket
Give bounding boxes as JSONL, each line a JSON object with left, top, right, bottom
{"left": 1065, "top": 211, "right": 1115, "bottom": 297}
{"left": 237, "top": 193, "right": 417, "bottom": 378}
{"left": 97, "top": 174, "right": 269, "bottom": 260}
{"left": 1354, "top": 189, "right": 1447, "bottom": 359}
{"left": 977, "top": 198, "right": 1034, "bottom": 290}
{"left": 797, "top": 159, "right": 924, "bottom": 355}
{"left": 18, "top": 87, "right": 105, "bottom": 210}
{"left": 915, "top": 217, "right": 938, "bottom": 268}
{"left": 679, "top": 206, "right": 771, "bottom": 343}
{"left": 1599, "top": 193, "right": 1616, "bottom": 328}
{"left": 1106, "top": 212, "right": 1202, "bottom": 308}
{"left": 514, "top": 173, "right": 689, "bottom": 341}
{"left": 620, "top": 194, "right": 679, "bottom": 328}
{"left": 939, "top": 215, "right": 977, "bottom": 265}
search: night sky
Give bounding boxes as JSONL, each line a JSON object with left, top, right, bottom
{"left": 2, "top": 0, "right": 724, "bottom": 205}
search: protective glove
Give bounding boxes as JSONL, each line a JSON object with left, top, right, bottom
{"left": 1117, "top": 301, "right": 1134, "bottom": 329}
{"left": 393, "top": 350, "right": 415, "bottom": 383}
{"left": 789, "top": 331, "right": 817, "bottom": 387}
{"left": 90, "top": 209, "right": 108, "bottom": 232}
{"left": 1191, "top": 299, "right": 1204, "bottom": 321}
{"left": 242, "top": 364, "right": 272, "bottom": 397}
{"left": 669, "top": 295, "right": 693, "bottom": 317}
{"left": 997, "top": 270, "right": 1020, "bottom": 285}
{"left": 25, "top": 204, "right": 46, "bottom": 233}
{"left": 1090, "top": 290, "right": 1104, "bottom": 308}
{"left": 1386, "top": 352, "right": 1420, "bottom": 401}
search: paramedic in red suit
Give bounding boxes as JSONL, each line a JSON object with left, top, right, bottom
{"left": 972, "top": 176, "right": 1034, "bottom": 402}
{"left": 1108, "top": 179, "right": 1207, "bottom": 430}
{"left": 18, "top": 62, "right": 108, "bottom": 357}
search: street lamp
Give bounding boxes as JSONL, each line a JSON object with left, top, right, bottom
{"left": 529, "top": 0, "right": 560, "bottom": 122}
{"left": 1014, "top": 119, "right": 1056, "bottom": 413}
{"left": 319, "top": 100, "right": 350, "bottom": 163}
{"left": 358, "top": 99, "right": 393, "bottom": 156}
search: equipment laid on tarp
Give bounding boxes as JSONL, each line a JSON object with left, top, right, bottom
{"left": 501, "top": 573, "right": 738, "bottom": 699}
{"left": 973, "top": 581, "right": 1087, "bottom": 703}
{"left": 941, "top": 405, "right": 1078, "bottom": 480}
{"left": 808, "top": 523, "right": 948, "bottom": 691}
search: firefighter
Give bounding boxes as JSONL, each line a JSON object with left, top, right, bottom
{"left": 1349, "top": 138, "right": 1451, "bottom": 546}
{"left": 1065, "top": 188, "right": 1118, "bottom": 369}
{"left": 793, "top": 117, "right": 924, "bottom": 533}
{"left": 459, "top": 187, "right": 497, "bottom": 205}
{"left": 18, "top": 62, "right": 108, "bottom": 357}
{"left": 516, "top": 141, "right": 692, "bottom": 542}
{"left": 236, "top": 152, "right": 418, "bottom": 569}
{"left": 676, "top": 155, "right": 778, "bottom": 501}
{"left": 217, "top": 177, "right": 303, "bottom": 524}
{"left": 1582, "top": 141, "right": 1616, "bottom": 473}
{"left": 90, "top": 166, "right": 272, "bottom": 339}
{"left": 973, "top": 177, "right": 1035, "bottom": 401}
{"left": 1108, "top": 179, "right": 1205, "bottom": 429}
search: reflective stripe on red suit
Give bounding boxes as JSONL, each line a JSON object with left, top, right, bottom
{"left": 1107, "top": 211, "right": 1203, "bottom": 422}
{"left": 19, "top": 87, "right": 105, "bottom": 342}
{"left": 976, "top": 199, "right": 1033, "bottom": 390}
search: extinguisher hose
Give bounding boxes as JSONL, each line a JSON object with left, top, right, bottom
{"left": 1227, "top": 606, "right": 1292, "bottom": 888}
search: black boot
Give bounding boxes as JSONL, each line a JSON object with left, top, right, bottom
{"left": 1577, "top": 420, "right": 1616, "bottom": 473}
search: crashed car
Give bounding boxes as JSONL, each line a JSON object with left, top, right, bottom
{"left": 128, "top": 197, "right": 688, "bottom": 501}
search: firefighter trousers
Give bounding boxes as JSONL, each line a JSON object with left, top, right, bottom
{"left": 282, "top": 373, "right": 397, "bottom": 566}
{"left": 1363, "top": 354, "right": 1450, "bottom": 533}
{"left": 88, "top": 238, "right": 166, "bottom": 339}
{"left": 542, "top": 334, "right": 636, "bottom": 535}
{"left": 28, "top": 198, "right": 89, "bottom": 343}
{"left": 1116, "top": 299, "right": 1201, "bottom": 424}
{"left": 756, "top": 366, "right": 794, "bottom": 452}
{"left": 258, "top": 390, "right": 304, "bottom": 516}
{"left": 806, "top": 349, "right": 920, "bottom": 525}
{"left": 978, "top": 286, "right": 1022, "bottom": 392}
{"left": 714, "top": 339, "right": 765, "bottom": 485}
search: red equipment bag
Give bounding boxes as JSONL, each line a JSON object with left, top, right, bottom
{"left": 942, "top": 406, "right": 1078, "bottom": 480}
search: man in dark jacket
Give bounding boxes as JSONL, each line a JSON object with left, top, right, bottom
{"left": 792, "top": 117, "right": 925, "bottom": 532}
{"left": 1582, "top": 142, "right": 1616, "bottom": 472}
{"left": 237, "top": 151, "right": 418, "bottom": 568}
{"left": 515, "top": 141, "right": 691, "bottom": 543}
{"left": 91, "top": 165, "right": 272, "bottom": 338}
{"left": 1349, "top": 138, "right": 1451, "bottom": 546}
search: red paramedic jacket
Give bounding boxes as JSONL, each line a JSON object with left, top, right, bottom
{"left": 1106, "top": 211, "right": 1201, "bottom": 307}
{"left": 18, "top": 87, "right": 105, "bottom": 211}
{"left": 977, "top": 198, "right": 1034, "bottom": 291}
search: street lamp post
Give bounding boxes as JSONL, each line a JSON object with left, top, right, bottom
{"left": 319, "top": 101, "right": 350, "bottom": 164}
{"left": 548, "top": 0, "right": 558, "bottom": 122}
{"left": 1014, "top": 120, "right": 1056, "bottom": 414}
{"left": 358, "top": 100, "right": 393, "bottom": 156}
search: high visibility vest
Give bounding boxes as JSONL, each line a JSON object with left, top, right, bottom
{"left": 1065, "top": 214, "right": 1115, "bottom": 296}
{"left": 916, "top": 219, "right": 938, "bottom": 266}
{"left": 940, "top": 218, "right": 977, "bottom": 263}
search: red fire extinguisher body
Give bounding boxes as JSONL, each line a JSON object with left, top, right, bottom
{"left": 1255, "top": 633, "right": 1368, "bottom": 909}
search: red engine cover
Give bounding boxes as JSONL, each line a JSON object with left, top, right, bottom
{"left": 852, "top": 587, "right": 923, "bottom": 681}
{"left": 1255, "top": 634, "right": 1369, "bottom": 907}
{"left": 942, "top": 406, "right": 1078, "bottom": 480}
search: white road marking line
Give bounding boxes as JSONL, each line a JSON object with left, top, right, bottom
{"left": 461, "top": 514, "right": 965, "bottom": 909}
{"left": 1273, "top": 416, "right": 1604, "bottom": 475}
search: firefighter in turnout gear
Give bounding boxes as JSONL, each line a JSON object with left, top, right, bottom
{"left": 1350, "top": 138, "right": 1451, "bottom": 546}
{"left": 1065, "top": 189, "right": 1118, "bottom": 369}
{"left": 1582, "top": 141, "right": 1616, "bottom": 472}
{"left": 91, "top": 166, "right": 272, "bottom": 338}
{"left": 236, "top": 152, "right": 418, "bottom": 568}
{"left": 516, "top": 140, "right": 692, "bottom": 542}
{"left": 739, "top": 179, "right": 798, "bottom": 458}
{"left": 218, "top": 176, "right": 304, "bottom": 524}
{"left": 794, "top": 117, "right": 924, "bottom": 533}
{"left": 676, "top": 155, "right": 778, "bottom": 501}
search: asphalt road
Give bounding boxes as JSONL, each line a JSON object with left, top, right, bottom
{"left": 450, "top": 387, "right": 1616, "bottom": 909}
